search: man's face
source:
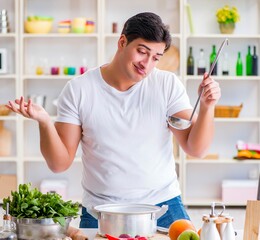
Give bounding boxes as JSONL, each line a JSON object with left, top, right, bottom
{"left": 118, "top": 36, "right": 166, "bottom": 82}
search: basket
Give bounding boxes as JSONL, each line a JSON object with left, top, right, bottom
{"left": 0, "top": 104, "right": 11, "bottom": 116}
{"left": 214, "top": 103, "right": 243, "bottom": 118}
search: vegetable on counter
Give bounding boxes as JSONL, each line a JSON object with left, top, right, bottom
{"left": 105, "top": 234, "right": 148, "bottom": 240}
{"left": 3, "top": 183, "right": 79, "bottom": 226}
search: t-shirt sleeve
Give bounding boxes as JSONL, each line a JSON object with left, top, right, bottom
{"left": 56, "top": 81, "right": 81, "bottom": 125}
{"left": 167, "top": 74, "right": 192, "bottom": 117}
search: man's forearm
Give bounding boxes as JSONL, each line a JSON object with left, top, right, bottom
{"left": 187, "top": 106, "right": 215, "bottom": 158}
{"left": 39, "top": 119, "right": 71, "bottom": 173}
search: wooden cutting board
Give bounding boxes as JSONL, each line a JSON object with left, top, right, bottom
{"left": 156, "top": 45, "right": 180, "bottom": 72}
{"left": 94, "top": 232, "right": 170, "bottom": 240}
{"left": 243, "top": 200, "right": 260, "bottom": 240}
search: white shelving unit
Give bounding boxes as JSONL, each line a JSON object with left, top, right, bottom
{"left": 0, "top": 0, "right": 20, "bottom": 198}
{"left": 182, "top": 0, "right": 260, "bottom": 206}
{"left": 0, "top": 0, "right": 259, "bottom": 206}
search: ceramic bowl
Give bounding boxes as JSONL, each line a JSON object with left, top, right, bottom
{"left": 24, "top": 20, "right": 53, "bottom": 34}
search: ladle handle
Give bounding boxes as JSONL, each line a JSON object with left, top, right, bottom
{"left": 189, "top": 38, "right": 229, "bottom": 121}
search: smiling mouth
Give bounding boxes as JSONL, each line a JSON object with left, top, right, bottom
{"left": 134, "top": 64, "right": 146, "bottom": 76}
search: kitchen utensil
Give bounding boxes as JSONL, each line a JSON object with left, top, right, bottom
{"left": 93, "top": 203, "right": 168, "bottom": 237}
{"left": 167, "top": 38, "right": 229, "bottom": 130}
{"left": 12, "top": 217, "right": 71, "bottom": 240}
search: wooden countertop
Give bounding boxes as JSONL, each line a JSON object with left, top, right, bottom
{"left": 81, "top": 229, "right": 244, "bottom": 240}
{"left": 93, "top": 232, "right": 169, "bottom": 240}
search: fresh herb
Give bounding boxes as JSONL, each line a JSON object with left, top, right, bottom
{"left": 3, "top": 183, "right": 79, "bottom": 226}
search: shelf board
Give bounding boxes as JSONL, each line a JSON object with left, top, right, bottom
{"left": 184, "top": 197, "right": 222, "bottom": 206}
{"left": 0, "top": 116, "right": 17, "bottom": 121}
{"left": 0, "top": 33, "right": 17, "bottom": 38}
{"left": 184, "top": 197, "right": 247, "bottom": 206}
{"left": 24, "top": 157, "right": 81, "bottom": 162}
{"left": 0, "top": 157, "right": 18, "bottom": 162}
{"left": 22, "top": 75, "right": 73, "bottom": 80}
{"left": 186, "top": 76, "right": 260, "bottom": 81}
{"left": 214, "top": 118, "right": 260, "bottom": 122}
{"left": 0, "top": 74, "right": 17, "bottom": 79}
{"left": 22, "top": 33, "right": 98, "bottom": 38}
{"left": 186, "top": 34, "right": 260, "bottom": 39}
{"left": 185, "top": 158, "right": 260, "bottom": 164}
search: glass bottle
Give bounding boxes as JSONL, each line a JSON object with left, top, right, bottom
{"left": 236, "top": 52, "right": 243, "bottom": 76}
{"left": 252, "top": 45, "right": 258, "bottom": 75}
{"left": 197, "top": 48, "right": 206, "bottom": 75}
{"left": 0, "top": 203, "right": 17, "bottom": 240}
{"left": 222, "top": 52, "right": 229, "bottom": 75}
{"left": 187, "top": 46, "right": 194, "bottom": 75}
{"left": 210, "top": 45, "right": 217, "bottom": 75}
{"left": 246, "top": 45, "right": 252, "bottom": 76}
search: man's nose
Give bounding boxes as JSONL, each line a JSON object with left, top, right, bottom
{"left": 140, "top": 56, "right": 152, "bottom": 67}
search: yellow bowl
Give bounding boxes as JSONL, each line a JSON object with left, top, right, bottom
{"left": 24, "top": 20, "right": 53, "bottom": 34}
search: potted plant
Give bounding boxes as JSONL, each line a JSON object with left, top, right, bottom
{"left": 216, "top": 5, "right": 240, "bottom": 34}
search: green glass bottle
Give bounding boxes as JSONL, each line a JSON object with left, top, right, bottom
{"left": 187, "top": 46, "right": 194, "bottom": 75}
{"left": 210, "top": 45, "right": 217, "bottom": 75}
{"left": 236, "top": 52, "right": 243, "bottom": 76}
{"left": 246, "top": 46, "right": 252, "bottom": 76}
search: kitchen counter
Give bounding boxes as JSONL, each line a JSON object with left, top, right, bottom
{"left": 81, "top": 229, "right": 244, "bottom": 240}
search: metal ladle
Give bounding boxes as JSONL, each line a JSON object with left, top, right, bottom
{"left": 167, "top": 38, "right": 229, "bottom": 130}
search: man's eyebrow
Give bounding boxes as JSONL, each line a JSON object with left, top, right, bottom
{"left": 138, "top": 44, "right": 164, "bottom": 56}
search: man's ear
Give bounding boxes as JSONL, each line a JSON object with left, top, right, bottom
{"left": 118, "top": 35, "right": 127, "bottom": 49}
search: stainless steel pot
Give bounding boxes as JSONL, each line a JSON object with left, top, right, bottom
{"left": 12, "top": 217, "right": 71, "bottom": 240}
{"left": 93, "top": 203, "right": 168, "bottom": 237}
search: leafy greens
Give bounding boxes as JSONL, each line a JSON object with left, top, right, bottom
{"left": 3, "top": 183, "right": 79, "bottom": 226}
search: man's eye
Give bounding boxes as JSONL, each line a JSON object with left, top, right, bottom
{"left": 138, "top": 49, "right": 146, "bottom": 54}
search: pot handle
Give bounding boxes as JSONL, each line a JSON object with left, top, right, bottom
{"left": 87, "top": 207, "right": 99, "bottom": 219}
{"left": 156, "top": 205, "right": 168, "bottom": 219}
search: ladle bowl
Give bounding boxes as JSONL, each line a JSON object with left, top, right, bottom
{"left": 167, "top": 38, "right": 229, "bottom": 130}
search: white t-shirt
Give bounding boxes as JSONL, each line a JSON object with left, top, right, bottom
{"left": 56, "top": 67, "right": 192, "bottom": 211}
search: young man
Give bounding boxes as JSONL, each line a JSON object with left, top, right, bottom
{"left": 7, "top": 12, "right": 220, "bottom": 228}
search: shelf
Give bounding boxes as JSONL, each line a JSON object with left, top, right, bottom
{"left": 0, "top": 116, "right": 17, "bottom": 121}
{"left": 0, "top": 33, "right": 17, "bottom": 38}
{"left": 186, "top": 76, "right": 260, "bottom": 81}
{"left": 185, "top": 159, "right": 260, "bottom": 164}
{"left": 0, "top": 74, "right": 18, "bottom": 79}
{"left": 214, "top": 118, "right": 260, "bottom": 122}
{"left": 186, "top": 34, "right": 260, "bottom": 39}
{"left": 22, "top": 75, "right": 73, "bottom": 80}
{"left": 185, "top": 198, "right": 249, "bottom": 207}
{"left": 22, "top": 33, "right": 98, "bottom": 38}
{"left": 185, "top": 197, "right": 223, "bottom": 206}
{"left": 0, "top": 157, "right": 18, "bottom": 162}
{"left": 24, "top": 157, "right": 82, "bottom": 163}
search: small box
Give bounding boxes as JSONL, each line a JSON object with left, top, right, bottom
{"left": 222, "top": 179, "right": 258, "bottom": 204}
{"left": 40, "top": 179, "right": 67, "bottom": 199}
{"left": 0, "top": 175, "right": 17, "bottom": 199}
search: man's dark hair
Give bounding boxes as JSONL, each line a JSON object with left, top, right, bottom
{"left": 121, "top": 12, "right": 172, "bottom": 52}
